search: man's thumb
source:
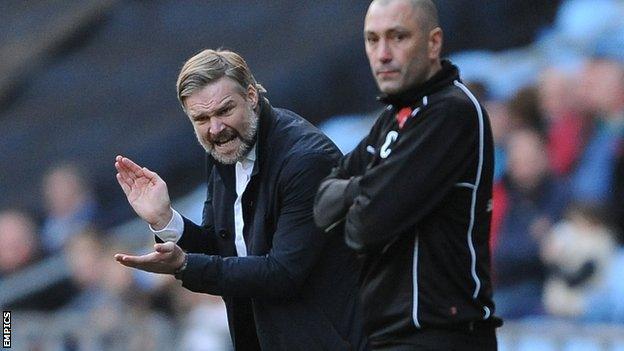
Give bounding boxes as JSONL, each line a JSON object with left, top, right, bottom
{"left": 154, "top": 241, "right": 175, "bottom": 253}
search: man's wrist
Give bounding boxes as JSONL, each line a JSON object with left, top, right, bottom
{"left": 173, "top": 253, "right": 188, "bottom": 280}
{"left": 150, "top": 207, "right": 174, "bottom": 231}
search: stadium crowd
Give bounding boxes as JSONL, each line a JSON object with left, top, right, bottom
{"left": 2, "top": 0, "right": 624, "bottom": 350}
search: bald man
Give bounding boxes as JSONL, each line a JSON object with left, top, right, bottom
{"left": 314, "top": 1, "right": 500, "bottom": 349}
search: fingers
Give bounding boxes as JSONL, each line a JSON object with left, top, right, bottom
{"left": 115, "top": 155, "right": 133, "bottom": 174}
{"left": 154, "top": 241, "right": 175, "bottom": 253}
{"left": 115, "top": 155, "right": 138, "bottom": 185}
{"left": 115, "top": 248, "right": 175, "bottom": 263}
{"left": 114, "top": 253, "right": 136, "bottom": 268}
{"left": 115, "top": 255, "right": 142, "bottom": 269}
{"left": 115, "top": 155, "right": 165, "bottom": 194}
{"left": 120, "top": 156, "right": 144, "bottom": 175}
{"left": 114, "top": 250, "right": 178, "bottom": 274}
{"left": 115, "top": 251, "right": 159, "bottom": 264}
{"left": 114, "top": 253, "right": 129, "bottom": 262}
{"left": 115, "top": 155, "right": 145, "bottom": 179}
{"left": 115, "top": 155, "right": 163, "bottom": 186}
{"left": 114, "top": 252, "right": 160, "bottom": 270}
{"left": 116, "top": 173, "right": 132, "bottom": 196}
{"left": 141, "top": 167, "right": 161, "bottom": 184}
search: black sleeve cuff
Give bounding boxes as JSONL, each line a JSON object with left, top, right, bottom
{"left": 313, "top": 175, "right": 363, "bottom": 230}
{"left": 344, "top": 175, "right": 362, "bottom": 206}
{"left": 314, "top": 179, "right": 349, "bottom": 229}
{"left": 179, "top": 253, "right": 221, "bottom": 295}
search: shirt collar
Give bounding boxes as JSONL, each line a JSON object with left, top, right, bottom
{"left": 238, "top": 143, "right": 257, "bottom": 170}
{"left": 246, "top": 143, "right": 257, "bottom": 163}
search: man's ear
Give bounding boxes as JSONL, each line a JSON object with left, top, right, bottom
{"left": 428, "top": 27, "right": 443, "bottom": 60}
{"left": 247, "top": 84, "right": 259, "bottom": 109}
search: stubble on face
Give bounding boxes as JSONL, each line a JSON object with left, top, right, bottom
{"left": 195, "top": 104, "right": 258, "bottom": 165}
{"left": 364, "top": 0, "right": 437, "bottom": 95}
{"left": 185, "top": 78, "right": 260, "bottom": 165}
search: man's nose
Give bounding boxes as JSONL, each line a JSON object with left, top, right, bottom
{"left": 378, "top": 39, "right": 392, "bottom": 63}
{"left": 209, "top": 118, "right": 225, "bottom": 136}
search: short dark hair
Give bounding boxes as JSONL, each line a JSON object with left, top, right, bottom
{"left": 372, "top": 0, "right": 439, "bottom": 31}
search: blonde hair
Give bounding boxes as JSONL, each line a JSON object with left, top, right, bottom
{"left": 176, "top": 49, "right": 266, "bottom": 108}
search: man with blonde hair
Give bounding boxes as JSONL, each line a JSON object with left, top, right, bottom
{"left": 114, "top": 49, "right": 367, "bottom": 350}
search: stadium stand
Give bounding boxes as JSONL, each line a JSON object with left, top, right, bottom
{"left": 2, "top": 0, "right": 624, "bottom": 349}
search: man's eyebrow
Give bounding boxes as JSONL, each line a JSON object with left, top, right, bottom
{"left": 190, "top": 111, "right": 208, "bottom": 121}
{"left": 390, "top": 26, "right": 411, "bottom": 33}
{"left": 190, "top": 99, "right": 235, "bottom": 121}
{"left": 365, "top": 26, "right": 411, "bottom": 35}
{"left": 214, "top": 100, "right": 235, "bottom": 114}
{"left": 385, "top": 26, "right": 411, "bottom": 36}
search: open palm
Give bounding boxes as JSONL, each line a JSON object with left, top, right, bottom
{"left": 115, "top": 241, "right": 185, "bottom": 274}
{"left": 115, "top": 155, "right": 172, "bottom": 229}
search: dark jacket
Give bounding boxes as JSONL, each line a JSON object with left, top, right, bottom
{"left": 176, "top": 98, "right": 367, "bottom": 351}
{"left": 314, "top": 61, "right": 500, "bottom": 347}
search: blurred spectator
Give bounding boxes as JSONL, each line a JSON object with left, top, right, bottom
{"left": 611, "top": 140, "right": 624, "bottom": 243}
{"left": 507, "top": 85, "right": 546, "bottom": 134}
{"left": 63, "top": 230, "right": 104, "bottom": 310}
{"left": 538, "top": 66, "right": 591, "bottom": 177}
{"left": 0, "top": 209, "right": 40, "bottom": 277}
{"left": 41, "top": 162, "right": 100, "bottom": 253}
{"left": 484, "top": 99, "right": 511, "bottom": 183}
{"left": 100, "top": 243, "right": 142, "bottom": 307}
{"left": 464, "top": 80, "right": 512, "bottom": 183}
{"left": 3, "top": 0, "right": 624, "bottom": 348}
{"left": 584, "top": 246, "right": 624, "bottom": 323}
{"left": 463, "top": 81, "right": 488, "bottom": 101}
{"left": 541, "top": 204, "right": 616, "bottom": 318}
{"left": 571, "top": 55, "right": 624, "bottom": 242}
{"left": 571, "top": 57, "right": 624, "bottom": 203}
{"left": 0, "top": 208, "right": 76, "bottom": 310}
{"left": 491, "top": 128, "right": 570, "bottom": 319}
{"left": 63, "top": 230, "right": 144, "bottom": 312}
{"left": 174, "top": 289, "right": 232, "bottom": 351}
{"left": 95, "top": 243, "right": 160, "bottom": 351}
{"left": 62, "top": 230, "right": 165, "bottom": 349}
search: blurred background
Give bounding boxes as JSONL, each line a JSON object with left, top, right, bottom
{"left": 1, "top": 0, "right": 623, "bottom": 350}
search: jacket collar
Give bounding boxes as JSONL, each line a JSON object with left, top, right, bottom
{"left": 377, "top": 59, "right": 460, "bottom": 108}
{"left": 250, "top": 96, "right": 272, "bottom": 177}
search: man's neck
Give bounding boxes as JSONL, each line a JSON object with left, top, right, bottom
{"left": 424, "top": 60, "right": 443, "bottom": 82}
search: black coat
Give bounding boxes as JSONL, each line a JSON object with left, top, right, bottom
{"left": 315, "top": 61, "right": 500, "bottom": 346}
{"left": 176, "top": 98, "right": 367, "bottom": 351}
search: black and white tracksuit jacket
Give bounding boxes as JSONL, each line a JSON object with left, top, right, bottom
{"left": 314, "top": 60, "right": 500, "bottom": 347}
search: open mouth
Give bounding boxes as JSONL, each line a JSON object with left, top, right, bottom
{"left": 214, "top": 136, "right": 237, "bottom": 148}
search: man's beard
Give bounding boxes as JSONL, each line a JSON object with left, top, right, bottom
{"left": 195, "top": 108, "right": 258, "bottom": 165}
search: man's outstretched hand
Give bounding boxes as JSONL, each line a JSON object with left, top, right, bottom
{"left": 115, "top": 155, "right": 173, "bottom": 230}
{"left": 114, "top": 241, "right": 186, "bottom": 274}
